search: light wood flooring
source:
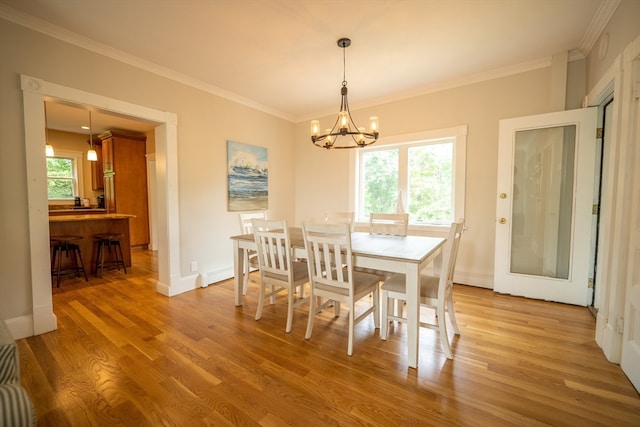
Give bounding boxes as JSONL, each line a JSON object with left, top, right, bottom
{"left": 16, "top": 250, "right": 640, "bottom": 426}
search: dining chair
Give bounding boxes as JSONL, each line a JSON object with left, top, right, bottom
{"left": 239, "top": 212, "right": 267, "bottom": 295}
{"left": 380, "top": 219, "right": 464, "bottom": 359}
{"left": 252, "top": 218, "right": 309, "bottom": 333}
{"left": 324, "top": 211, "right": 355, "bottom": 232}
{"left": 369, "top": 212, "right": 409, "bottom": 236}
{"left": 302, "top": 222, "right": 380, "bottom": 356}
{"left": 355, "top": 212, "right": 410, "bottom": 280}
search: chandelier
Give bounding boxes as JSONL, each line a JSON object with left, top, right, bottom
{"left": 310, "top": 38, "right": 379, "bottom": 149}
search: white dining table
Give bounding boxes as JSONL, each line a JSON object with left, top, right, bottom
{"left": 230, "top": 228, "right": 446, "bottom": 368}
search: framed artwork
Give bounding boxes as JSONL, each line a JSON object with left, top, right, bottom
{"left": 227, "top": 140, "right": 268, "bottom": 211}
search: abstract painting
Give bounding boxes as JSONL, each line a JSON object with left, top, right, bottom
{"left": 227, "top": 140, "right": 268, "bottom": 211}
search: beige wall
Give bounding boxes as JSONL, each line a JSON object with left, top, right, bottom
{"left": 294, "top": 67, "right": 553, "bottom": 287}
{"left": 586, "top": 0, "right": 640, "bottom": 90}
{"left": 0, "top": 18, "right": 295, "bottom": 321}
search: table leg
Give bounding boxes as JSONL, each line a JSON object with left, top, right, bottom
{"left": 406, "top": 262, "right": 420, "bottom": 369}
{"left": 233, "top": 240, "right": 245, "bottom": 306}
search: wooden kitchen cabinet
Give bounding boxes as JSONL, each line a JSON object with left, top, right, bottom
{"left": 89, "top": 138, "right": 103, "bottom": 190}
{"left": 99, "top": 130, "right": 150, "bottom": 248}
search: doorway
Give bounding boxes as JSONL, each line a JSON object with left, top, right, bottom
{"left": 589, "top": 96, "right": 614, "bottom": 311}
{"left": 21, "top": 74, "right": 181, "bottom": 336}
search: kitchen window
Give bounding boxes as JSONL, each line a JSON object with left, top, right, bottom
{"left": 354, "top": 126, "right": 467, "bottom": 228}
{"left": 46, "top": 149, "right": 84, "bottom": 200}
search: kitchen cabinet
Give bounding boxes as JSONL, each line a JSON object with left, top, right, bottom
{"left": 89, "top": 138, "right": 103, "bottom": 190}
{"left": 99, "top": 130, "right": 150, "bottom": 248}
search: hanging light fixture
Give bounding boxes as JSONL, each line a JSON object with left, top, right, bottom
{"left": 86, "top": 110, "right": 97, "bottom": 161}
{"left": 44, "top": 102, "right": 54, "bottom": 157}
{"left": 310, "top": 38, "right": 379, "bottom": 149}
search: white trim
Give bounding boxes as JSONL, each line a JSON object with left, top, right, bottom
{"left": 578, "top": 0, "right": 622, "bottom": 56}
{"left": 19, "top": 74, "right": 182, "bottom": 338}
{"left": 0, "top": 4, "right": 291, "bottom": 122}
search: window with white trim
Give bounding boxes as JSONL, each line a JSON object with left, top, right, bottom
{"left": 354, "top": 126, "right": 467, "bottom": 227}
{"left": 46, "top": 150, "right": 84, "bottom": 200}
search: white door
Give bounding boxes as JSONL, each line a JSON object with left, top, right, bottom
{"left": 620, "top": 74, "right": 640, "bottom": 391}
{"left": 495, "top": 108, "right": 597, "bottom": 305}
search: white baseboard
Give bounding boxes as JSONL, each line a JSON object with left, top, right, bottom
{"left": 454, "top": 271, "right": 493, "bottom": 289}
{"left": 4, "top": 315, "right": 34, "bottom": 340}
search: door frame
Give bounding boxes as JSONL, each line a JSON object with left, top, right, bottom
{"left": 21, "top": 75, "right": 181, "bottom": 336}
{"left": 587, "top": 33, "right": 640, "bottom": 367}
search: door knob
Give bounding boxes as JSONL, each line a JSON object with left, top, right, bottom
{"left": 499, "top": 193, "right": 507, "bottom": 199}
{"left": 498, "top": 218, "right": 507, "bottom": 224}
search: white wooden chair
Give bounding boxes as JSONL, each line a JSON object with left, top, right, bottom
{"left": 252, "top": 219, "right": 309, "bottom": 333}
{"left": 355, "top": 212, "right": 410, "bottom": 280}
{"left": 239, "top": 212, "right": 267, "bottom": 295}
{"left": 380, "top": 219, "right": 464, "bottom": 359}
{"left": 302, "top": 222, "right": 380, "bottom": 356}
{"left": 324, "top": 211, "right": 355, "bottom": 232}
{"left": 369, "top": 212, "right": 409, "bottom": 236}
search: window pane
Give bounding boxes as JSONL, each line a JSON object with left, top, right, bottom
{"left": 510, "top": 125, "right": 575, "bottom": 279}
{"left": 362, "top": 149, "right": 398, "bottom": 216}
{"left": 47, "top": 157, "right": 74, "bottom": 199}
{"left": 48, "top": 178, "right": 74, "bottom": 199}
{"left": 46, "top": 158, "right": 73, "bottom": 178}
{"left": 408, "top": 142, "right": 453, "bottom": 223}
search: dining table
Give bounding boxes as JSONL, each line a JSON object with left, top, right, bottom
{"left": 230, "top": 227, "right": 446, "bottom": 368}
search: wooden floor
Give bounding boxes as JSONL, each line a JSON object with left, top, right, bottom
{"left": 17, "top": 250, "right": 640, "bottom": 426}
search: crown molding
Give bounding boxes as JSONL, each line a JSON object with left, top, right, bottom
{"left": 578, "top": 0, "right": 621, "bottom": 56}
{"left": 0, "top": 4, "right": 293, "bottom": 122}
{"left": 296, "top": 57, "right": 552, "bottom": 123}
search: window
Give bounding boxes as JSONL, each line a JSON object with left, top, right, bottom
{"left": 46, "top": 150, "right": 84, "bottom": 200}
{"left": 354, "top": 126, "right": 466, "bottom": 227}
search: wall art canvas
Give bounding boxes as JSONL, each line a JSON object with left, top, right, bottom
{"left": 227, "top": 140, "right": 268, "bottom": 211}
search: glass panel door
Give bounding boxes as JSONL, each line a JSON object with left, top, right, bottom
{"left": 511, "top": 125, "right": 576, "bottom": 279}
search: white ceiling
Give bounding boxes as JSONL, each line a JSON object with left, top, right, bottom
{"left": 0, "top": 0, "right": 616, "bottom": 133}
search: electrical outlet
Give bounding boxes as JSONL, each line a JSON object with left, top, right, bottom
{"left": 190, "top": 261, "right": 198, "bottom": 272}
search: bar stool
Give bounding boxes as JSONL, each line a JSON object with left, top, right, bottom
{"left": 50, "top": 235, "right": 88, "bottom": 287}
{"left": 94, "top": 233, "right": 127, "bottom": 277}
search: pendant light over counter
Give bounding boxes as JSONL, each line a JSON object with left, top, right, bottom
{"left": 86, "top": 110, "right": 97, "bottom": 162}
{"left": 44, "top": 102, "right": 54, "bottom": 157}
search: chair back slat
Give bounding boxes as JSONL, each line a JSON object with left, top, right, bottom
{"left": 239, "top": 212, "right": 267, "bottom": 234}
{"left": 325, "top": 211, "right": 355, "bottom": 232}
{"left": 369, "top": 213, "right": 409, "bottom": 236}
{"left": 438, "top": 219, "right": 464, "bottom": 300}
{"left": 252, "top": 219, "right": 292, "bottom": 282}
{"left": 303, "top": 223, "right": 352, "bottom": 292}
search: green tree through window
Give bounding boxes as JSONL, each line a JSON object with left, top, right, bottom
{"left": 47, "top": 157, "right": 74, "bottom": 199}
{"left": 355, "top": 126, "right": 466, "bottom": 227}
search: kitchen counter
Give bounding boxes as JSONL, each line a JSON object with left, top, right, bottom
{"left": 49, "top": 214, "right": 136, "bottom": 274}
{"left": 49, "top": 208, "right": 107, "bottom": 216}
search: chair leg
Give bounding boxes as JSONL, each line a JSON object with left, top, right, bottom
{"left": 373, "top": 288, "right": 380, "bottom": 329}
{"left": 347, "top": 301, "right": 355, "bottom": 356}
{"left": 446, "top": 291, "right": 460, "bottom": 335}
{"left": 116, "top": 242, "right": 127, "bottom": 274}
{"left": 242, "top": 253, "right": 250, "bottom": 295}
{"left": 285, "top": 287, "right": 294, "bottom": 333}
{"left": 305, "top": 291, "right": 316, "bottom": 340}
{"left": 380, "top": 289, "right": 389, "bottom": 340}
{"left": 74, "top": 245, "right": 88, "bottom": 281}
{"left": 255, "top": 282, "right": 266, "bottom": 321}
{"left": 437, "top": 302, "right": 452, "bottom": 359}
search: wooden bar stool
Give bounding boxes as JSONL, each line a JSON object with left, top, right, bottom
{"left": 94, "top": 233, "right": 127, "bottom": 277}
{"left": 50, "top": 235, "right": 88, "bottom": 287}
